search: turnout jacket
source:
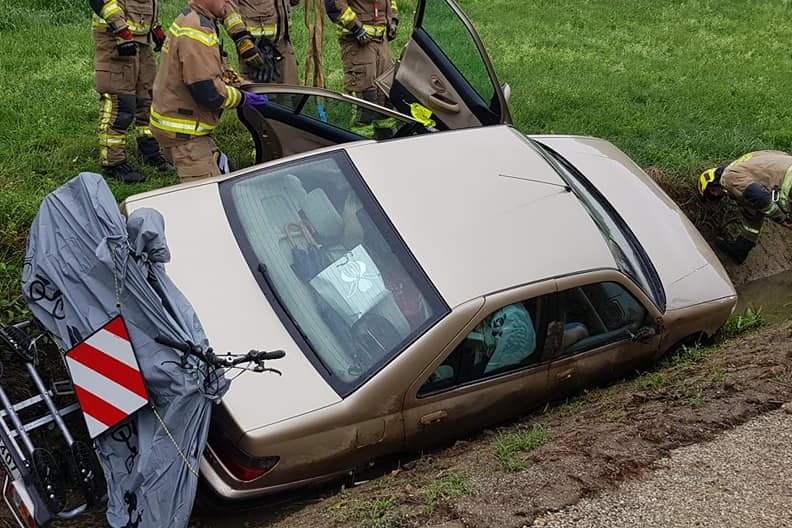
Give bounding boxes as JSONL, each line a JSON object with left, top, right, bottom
{"left": 150, "top": 3, "right": 244, "bottom": 139}
{"left": 721, "top": 150, "right": 792, "bottom": 241}
{"left": 225, "top": 0, "right": 300, "bottom": 42}
{"left": 325, "top": 0, "right": 398, "bottom": 37}
{"left": 89, "top": 0, "right": 160, "bottom": 44}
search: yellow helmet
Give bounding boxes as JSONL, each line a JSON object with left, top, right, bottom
{"left": 697, "top": 167, "right": 722, "bottom": 200}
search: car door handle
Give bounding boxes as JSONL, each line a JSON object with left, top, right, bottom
{"left": 556, "top": 368, "right": 575, "bottom": 381}
{"left": 428, "top": 93, "right": 460, "bottom": 113}
{"left": 419, "top": 410, "right": 448, "bottom": 425}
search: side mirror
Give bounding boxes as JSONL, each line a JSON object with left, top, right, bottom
{"left": 501, "top": 82, "right": 511, "bottom": 103}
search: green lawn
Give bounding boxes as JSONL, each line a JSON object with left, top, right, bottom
{"left": 2, "top": 0, "right": 792, "bottom": 322}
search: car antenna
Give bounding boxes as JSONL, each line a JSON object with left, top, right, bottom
{"left": 499, "top": 173, "right": 572, "bottom": 192}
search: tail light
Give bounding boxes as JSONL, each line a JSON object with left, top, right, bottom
{"left": 4, "top": 477, "right": 36, "bottom": 528}
{"left": 210, "top": 442, "right": 279, "bottom": 482}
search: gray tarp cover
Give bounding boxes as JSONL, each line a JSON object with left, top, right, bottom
{"left": 22, "top": 172, "right": 229, "bottom": 527}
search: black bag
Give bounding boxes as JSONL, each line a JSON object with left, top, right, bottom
{"left": 285, "top": 221, "right": 330, "bottom": 282}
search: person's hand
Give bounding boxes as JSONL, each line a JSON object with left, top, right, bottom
{"left": 242, "top": 91, "right": 269, "bottom": 108}
{"left": 387, "top": 19, "right": 398, "bottom": 41}
{"left": 352, "top": 25, "right": 370, "bottom": 46}
{"left": 234, "top": 32, "right": 265, "bottom": 70}
{"left": 116, "top": 27, "right": 137, "bottom": 56}
{"left": 151, "top": 24, "right": 167, "bottom": 52}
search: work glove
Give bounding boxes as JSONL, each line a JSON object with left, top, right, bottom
{"left": 714, "top": 236, "right": 755, "bottom": 265}
{"left": 115, "top": 27, "right": 137, "bottom": 56}
{"left": 233, "top": 31, "right": 265, "bottom": 71}
{"left": 151, "top": 24, "right": 167, "bottom": 52}
{"left": 387, "top": 19, "right": 398, "bottom": 41}
{"left": 352, "top": 25, "right": 370, "bottom": 46}
{"left": 253, "top": 37, "right": 283, "bottom": 83}
{"left": 242, "top": 91, "right": 269, "bottom": 108}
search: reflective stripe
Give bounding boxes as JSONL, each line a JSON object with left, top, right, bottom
{"left": 339, "top": 7, "right": 357, "bottom": 26}
{"left": 100, "top": 0, "right": 122, "bottom": 20}
{"left": 223, "top": 12, "right": 245, "bottom": 33}
{"left": 135, "top": 125, "right": 153, "bottom": 137}
{"left": 390, "top": 0, "right": 398, "bottom": 13}
{"left": 779, "top": 165, "right": 792, "bottom": 214}
{"left": 150, "top": 109, "right": 216, "bottom": 136}
{"left": 92, "top": 14, "right": 110, "bottom": 27}
{"left": 222, "top": 86, "right": 241, "bottom": 109}
{"left": 169, "top": 23, "right": 219, "bottom": 47}
{"left": 127, "top": 19, "right": 151, "bottom": 35}
{"left": 337, "top": 23, "right": 386, "bottom": 37}
{"left": 98, "top": 94, "right": 115, "bottom": 165}
{"left": 249, "top": 25, "right": 277, "bottom": 38}
{"left": 99, "top": 133, "right": 125, "bottom": 146}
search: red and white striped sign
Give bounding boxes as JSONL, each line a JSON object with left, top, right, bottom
{"left": 65, "top": 316, "right": 149, "bottom": 438}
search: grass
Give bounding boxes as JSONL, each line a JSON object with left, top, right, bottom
{"left": 3, "top": 1, "right": 792, "bottom": 319}
{"left": 423, "top": 471, "right": 475, "bottom": 511}
{"left": 493, "top": 423, "right": 552, "bottom": 472}
{"left": 330, "top": 495, "right": 405, "bottom": 528}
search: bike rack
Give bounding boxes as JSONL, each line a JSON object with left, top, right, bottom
{"left": 0, "top": 322, "right": 104, "bottom": 528}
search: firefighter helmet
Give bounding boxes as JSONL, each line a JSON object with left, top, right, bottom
{"left": 697, "top": 167, "right": 723, "bottom": 201}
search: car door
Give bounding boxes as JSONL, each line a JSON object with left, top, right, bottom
{"left": 389, "top": 0, "right": 511, "bottom": 130}
{"left": 401, "top": 281, "right": 554, "bottom": 449}
{"left": 237, "top": 86, "right": 426, "bottom": 163}
{"left": 544, "top": 273, "right": 664, "bottom": 397}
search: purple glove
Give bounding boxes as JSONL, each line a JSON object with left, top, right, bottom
{"left": 242, "top": 91, "right": 269, "bottom": 108}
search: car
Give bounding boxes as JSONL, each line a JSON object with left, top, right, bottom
{"left": 121, "top": 0, "right": 737, "bottom": 500}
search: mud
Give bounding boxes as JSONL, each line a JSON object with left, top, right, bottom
{"left": 187, "top": 322, "right": 792, "bottom": 528}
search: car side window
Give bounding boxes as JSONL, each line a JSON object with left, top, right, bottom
{"left": 549, "top": 282, "right": 647, "bottom": 356}
{"left": 418, "top": 298, "right": 545, "bottom": 396}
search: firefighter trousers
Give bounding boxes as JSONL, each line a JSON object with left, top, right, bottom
{"left": 93, "top": 31, "right": 161, "bottom": 167}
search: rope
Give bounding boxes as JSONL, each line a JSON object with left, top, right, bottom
{"left": 303, "top": 0, "right": 326, "bottom": 88}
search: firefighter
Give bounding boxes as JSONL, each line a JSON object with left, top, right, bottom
{"left": 89, "top": 0, "right": 174, "bottom": 183}
{"left": 149, "top": 0, "right": 270, "bottom": 182}
{"left": 698, "top": 150, "right": 792, "bottom": 264}
{"left": 227, "top": 0, "right": 301, "bottom": 84}
{"left": 325, "top": 0, "right": 398, "bottom": 135}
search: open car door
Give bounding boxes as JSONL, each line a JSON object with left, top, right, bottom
{"left": 238, "top": 85, "right": 427, "bottom": 163}
{"left": 389, "top": 0, "right": 511, "bottom": 130}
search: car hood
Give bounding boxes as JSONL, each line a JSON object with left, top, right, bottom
{"left": 123, "top": 183, "right": 341, "bottom": 433}
{"left": 533, "top": 135, "right": 736, "bottom": 310}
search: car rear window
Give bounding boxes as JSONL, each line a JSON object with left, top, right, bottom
{"left": 220, "top": 151, "right": 448, "bottom": 396}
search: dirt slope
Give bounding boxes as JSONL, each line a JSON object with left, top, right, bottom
{"left": 185, "top": 322, "right": 792, "bottom": 528}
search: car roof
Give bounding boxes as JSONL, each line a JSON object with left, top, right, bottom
{"left": 344, "top": 125, "right": 616, "bottom": 308}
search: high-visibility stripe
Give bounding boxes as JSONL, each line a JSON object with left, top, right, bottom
{"left": 67, "top": 358, "right": 148, "bottom": 415}
{"left": 99, "top": 94, "right": 116, "bottom": 164}
{"left": 249, "top": 25, "right": 277, "bottom": 38}
{"left": 135, "top": 125, "right": 153, "bottom": 137}
{"left": 222, "top": 86, "right": 241, "bottom": 109}
{"left": 73, "top": 385, "right": 128, "bottom": 428}
{"left": 83, "top": 413, "right": 107, "bottom": 439}
{"left": 390, "top": 0, "right": 398, "bottom": 13}
{"left": 170, "top": 23, "right": 219, "bottom": 47}
{"left": 779, "top": 165, "right": 792, "bottom": 214}
{"left": 223, "top": 12, "right": 245, "bottom": 33}
{"left": 127, "top": 19, "right": 151, "bottom": 35}
{"left": 339, "top": 6, "right": 357, "bottom": 26}
{"left": 337, "top": 23, "right": 386, "bottom": 37}
{"left": 68, "top": 342, "right": 148, "bottom": 400}
{"left": 150, "top": 109, "right": 216, "bottom": 136}
{"left": 87, "top": 327, "right": 136, "bottom": 369}
{"left": 99, "top": 136, "right": 124, "bottom": 146}
{"left": 100, "top": 1, "right": 122, "bottom": 20}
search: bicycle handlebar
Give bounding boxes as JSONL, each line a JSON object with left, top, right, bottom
{"left": 154, "top": 335, "right": 285, "bottom": 370}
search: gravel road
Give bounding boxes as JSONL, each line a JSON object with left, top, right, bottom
{"left": 530, "top": 408, "right": 792, "bottom": 528}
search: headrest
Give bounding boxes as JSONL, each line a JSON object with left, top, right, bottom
{"left": 301, "top": 188, "right": 344, "bottom": 241}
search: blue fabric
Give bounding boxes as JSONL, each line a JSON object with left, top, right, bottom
{"left": 484, "top": 304, "right": 536, "bottom": 373}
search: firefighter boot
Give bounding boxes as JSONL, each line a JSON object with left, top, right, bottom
{"left": 138, "top": 137, "right": 175, "bottom": 173}
{"left": 104, "top": 161, "right": 147, "bottom": 184}
{"left": 714, "top": 236, "right": 755, "bottom": 265}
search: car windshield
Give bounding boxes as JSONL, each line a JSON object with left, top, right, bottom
{"left": 528, "top": 138, "right": 667, "bottom": 311}
{"left": 220, "top": 151, "right": 448, "bottom": 395}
